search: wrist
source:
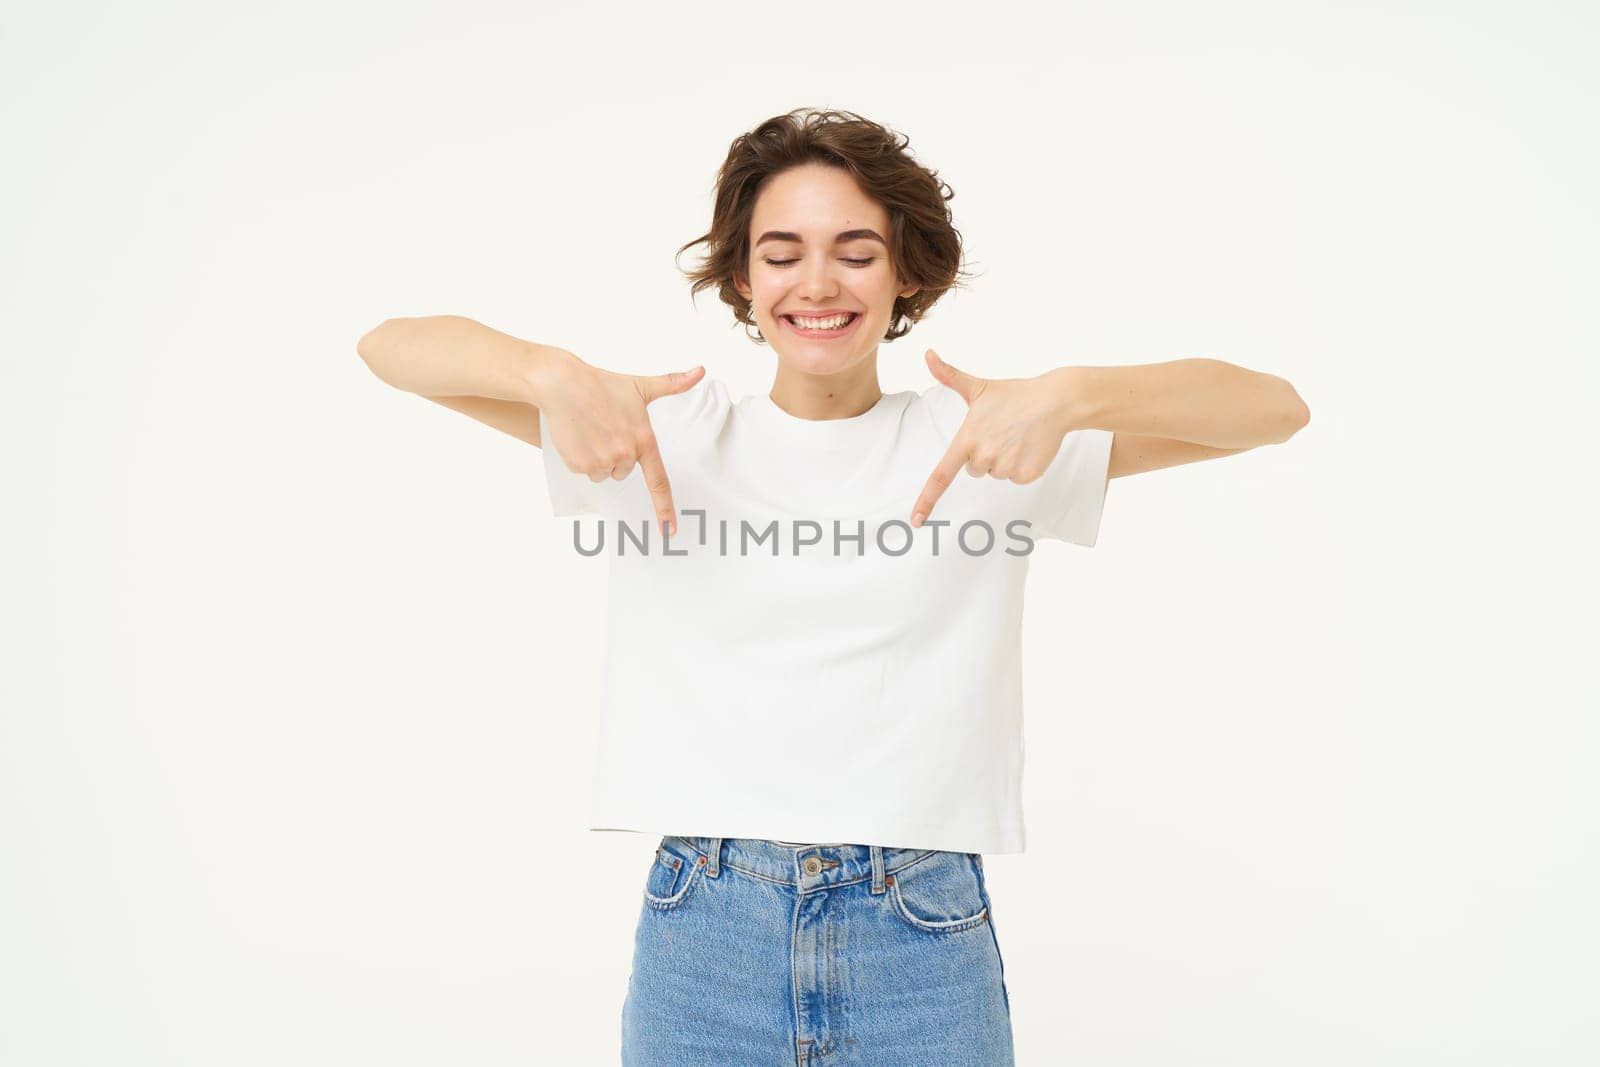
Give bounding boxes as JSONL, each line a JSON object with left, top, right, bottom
{"left": 1047, "top": 365, "right": 1101, "bottom": 431}
{"left": 520, "top": 343, "right": 575, "bottom": 406}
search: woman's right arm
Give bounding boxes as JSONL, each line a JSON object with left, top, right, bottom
{"left": 356, "top": 314, "right": 705, "bottom": 535}
{"left": 355, "top": 314, "right": 568, "bottom": 446}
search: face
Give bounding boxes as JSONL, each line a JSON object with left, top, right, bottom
{"left": 736, "top": 162, "right": 920, "bottom": 378}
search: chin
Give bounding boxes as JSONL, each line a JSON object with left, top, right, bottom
{"left": 777, "top": 350, "right": 869, "bottom": 377}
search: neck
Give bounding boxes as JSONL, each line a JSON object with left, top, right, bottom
{"left": 767, "top": 363, "right": 883, "bottom": 421}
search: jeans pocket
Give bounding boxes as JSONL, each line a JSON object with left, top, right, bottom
{"left": 885, "top": 850, "right": 991, "bottom": 934}
{"left": 642, "top": 836, "right": 703, "bottom": 911}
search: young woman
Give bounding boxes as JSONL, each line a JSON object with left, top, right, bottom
{"left": 358, "top": 108, "right": 1309, "bottom": 1065}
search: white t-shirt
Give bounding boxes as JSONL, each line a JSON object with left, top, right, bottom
{"left": 537, "top": 379, "right": 1112, "bottom": 855}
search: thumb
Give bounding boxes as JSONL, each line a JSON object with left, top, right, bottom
{"left": 638, "top": 364, "right": 705, "bottom": 402}
{"left": 925, "top": 349, "right": 983, "bottom": 400}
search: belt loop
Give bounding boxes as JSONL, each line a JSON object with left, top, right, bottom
{"left": 870, "top": 845, "right": 886, "bottom": 895}
{"left": 707, "top": 837, "right": 722, "bottom": 878}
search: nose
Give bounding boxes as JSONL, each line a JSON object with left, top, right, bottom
{"left": 797, "top": 254, "right": 840, "bottom": 300}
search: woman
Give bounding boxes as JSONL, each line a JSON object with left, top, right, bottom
{"left": 358, "top": 108, "right": 1309, "bottom": 1065}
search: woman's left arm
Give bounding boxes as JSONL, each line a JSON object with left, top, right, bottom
{"left": 1054, "top": 357, "right": 1310, "bottom": 451}
{"left": 910, "top": 353, "right": 1311, "bottom": 525}
{"left": 1051, "top": 358, "right": 1310, "bottom": 481}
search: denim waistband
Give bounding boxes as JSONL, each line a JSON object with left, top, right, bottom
{"left": 667, "top": 836, "right": 946, "bottom": 893}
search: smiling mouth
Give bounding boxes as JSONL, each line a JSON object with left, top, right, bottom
{"left": 782, "top": 312, "right": 861, "bottom": 336}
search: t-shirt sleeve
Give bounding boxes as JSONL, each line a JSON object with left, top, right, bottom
{"left": 920, "top": 382, "right": 968, "bottom": 440}
{"left": 1034, "top": 427, "right": 1114, "bottom": 547}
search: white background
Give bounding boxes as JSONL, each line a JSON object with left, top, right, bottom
{"left": 4, "top": 2, "right": 1595, "bottom": 1064}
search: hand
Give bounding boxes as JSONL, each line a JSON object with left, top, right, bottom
{"left": 534, "top": 351, "right": 705, "bottom": 537}
{"left": 910, "top": 349, "right": 1076, "bottom": 528}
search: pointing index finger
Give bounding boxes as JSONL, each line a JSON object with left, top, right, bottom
{"left": 911, "top": 435, "right": 969, "bottom": 528}
{"left": 633, "top": 436, "right": 678, "bottom": 538}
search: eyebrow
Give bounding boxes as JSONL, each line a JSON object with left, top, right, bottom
{"left": 754, "top": 228, "right": 886, "bottom": 247}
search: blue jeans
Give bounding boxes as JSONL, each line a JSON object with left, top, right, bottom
{"left": 621, "top": 836, "right": 1015, "bottom": 1065}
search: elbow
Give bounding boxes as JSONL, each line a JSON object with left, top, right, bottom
{"left": 1278, "top": 386, "right": 1310, "bottom": 443}
{"left": 356, "top": 318, "right": 394, "bottom": 365}
{"left": 357, "top": 318, "right": 418, "bottom": 385}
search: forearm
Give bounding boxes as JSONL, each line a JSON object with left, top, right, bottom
{"left": 1053, "top": 357, "right": 1309, "bottom": 449}
{"left": 356, "top": 314, "right": 568, "bottom": 404}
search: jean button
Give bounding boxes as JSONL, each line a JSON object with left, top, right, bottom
{"left": 801, "top": 855, "right": 823, "bottom": 876}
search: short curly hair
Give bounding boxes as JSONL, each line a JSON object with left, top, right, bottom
{"left": 676, "top": 108, "right": 975, "bottom": 344}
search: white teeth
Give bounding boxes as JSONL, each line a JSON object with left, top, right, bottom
{"left": 788, "top": 314, "right": 854, "bottom": 330}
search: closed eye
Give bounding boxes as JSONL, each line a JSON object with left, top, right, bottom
{"left": 764, "top": 258, "right": 876, "bottom": 268}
